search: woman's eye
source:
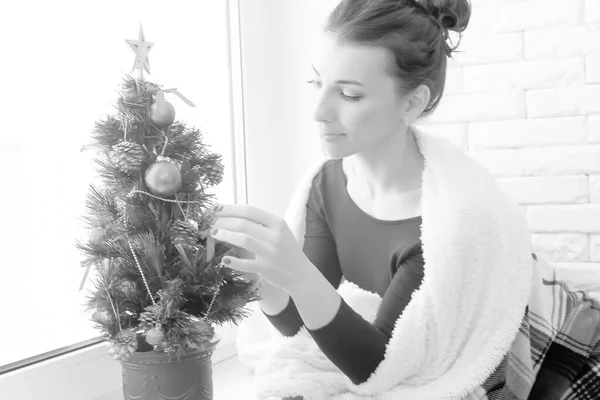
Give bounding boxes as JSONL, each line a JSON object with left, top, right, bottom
{"left": 341, "top": 93, "right": 362, "bottom": 102}
{"left": 306, "top": 79, "right": 362, "bottom": 102}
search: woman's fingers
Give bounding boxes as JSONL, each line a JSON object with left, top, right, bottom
{"left": 230, "top": 246, "right": 256, "bottom": 260}
{"left": 210, "top": 227, "right": 270, "bottom": 256}
{"left": 213, "top": 204, "right": 280, "bottom": 228}
{"left": 211, "top": 216, "right": 271, "bottom": 242}
{"left": 221, "top": 256, "right": 263, "bottom": 276}
{"left": 235, "top": 269, "right": 261, "bottom": 283}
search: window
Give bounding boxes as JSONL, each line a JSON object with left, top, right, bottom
{"left": 0, "top": 0, "right": 239, "bottom": 370}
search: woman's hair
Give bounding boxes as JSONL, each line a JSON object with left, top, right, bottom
{"left": 326, "top": 0, "right": 471, "bottom": 117}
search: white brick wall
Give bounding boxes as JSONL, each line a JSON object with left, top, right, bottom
{"left": 590, "top": 115, "right": 600, "bottom": 143}
{"left": 420, "top": 2, "right": 600, "bottom": 291}
{"left": 591, "top": 175, "right": 600, "bottom": 202}
{"left": 468, "top": 0, "right": 583, "bottom": 34}
{"left": 526, "top": 86, "right": 600, "bottom": 117}
{"left": 587, "top": 54, "right": 600, "bottom": 83}
{"left": 525, "top": 25, "right": 600, "bottom": 59}
{"left": 587, "top": 0, "right": 600, "bottom": 23}
{"left": 591, "top": 234, "right": 600, "bottom": 260}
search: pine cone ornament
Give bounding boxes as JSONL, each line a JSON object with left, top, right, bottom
{"left": 107, "top": 329, "right": 138, "bottom": 361}
{"left": 110, "top": 141, "right": 145, "bottom": 172}
{"left": 138, "top": 304, "right": 164, "bottom": 327}
{"left": 169, "top": 220, "right": 199, "bottom": 247}
{"left": 202, "top": 155, "right": 224, "bottom": 186}
{"left": 117, "top": 280, "right": 137, "bottom": 297}
{"left": 196, "top": 319, "right": 215, "bottom": 340}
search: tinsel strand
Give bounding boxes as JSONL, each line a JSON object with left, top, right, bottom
{"left": 128, "top": 240, "right": 156, "bottom": 306}
{"left": 129, "top": 189, "right": 204, "bottom": 204}
{"left": 201, "top": 278, "right": 224, "bottom": 321}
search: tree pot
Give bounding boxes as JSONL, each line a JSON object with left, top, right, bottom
{"left": 121, "top": 336, "right": 220, "bottom": 400}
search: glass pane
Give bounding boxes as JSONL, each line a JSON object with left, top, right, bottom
{"left": 0, "top": 0, "right": 236, "bottom": 367}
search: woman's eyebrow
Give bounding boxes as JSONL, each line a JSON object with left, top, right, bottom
{"left": 311, "top": 63, "right": 364, "bottom": 86}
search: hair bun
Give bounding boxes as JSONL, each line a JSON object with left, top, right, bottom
{"left": 425, "top": 0, "right": 471, "bottom": 33}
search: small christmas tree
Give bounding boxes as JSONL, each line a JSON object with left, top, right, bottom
{"left": 77, "top": 26, "right": 260, "bottom": 361}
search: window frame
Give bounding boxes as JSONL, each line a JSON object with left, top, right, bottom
{"left": 0, "top": 1, "right": 247, "bottom": 397}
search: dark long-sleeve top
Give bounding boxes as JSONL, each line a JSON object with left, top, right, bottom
{"left": 263, "top": 159, "right": 425, "bottom": 385}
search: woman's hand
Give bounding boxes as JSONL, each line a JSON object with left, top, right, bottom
{"left": 208, "top": 204, "right": 313, "bottom": 292}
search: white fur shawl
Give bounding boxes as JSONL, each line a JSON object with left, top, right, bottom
{"left": 236, "top": 128, "right": 535, "bottom": 399}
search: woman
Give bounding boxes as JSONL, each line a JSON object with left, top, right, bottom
{"left": 207, "top": 0, "right": 600, "bottom": 399}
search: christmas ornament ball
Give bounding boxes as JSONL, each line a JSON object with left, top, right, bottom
{"left": 89, "top": 228, "right": 104, "bottom": 242}
{"left": 148, "top": 100, "right": 176, "bottom": 127}
{"left": 145, "top": 327, "right": 165, "bottom": 346}
{"left": 92, "top": 310, "right": 112, "bottom": 323}
{"left": 144, "top": 160, "right": 182, "bottom": 196}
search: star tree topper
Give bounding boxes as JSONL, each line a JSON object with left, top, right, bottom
{"left": 126, "top": 24, "right": 154, "bottom": 79}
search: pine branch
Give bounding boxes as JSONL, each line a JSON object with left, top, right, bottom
{"left": 81, "top": 116, "right": 125, "bottom": 152}
{"left": 80, "top": 184, "right": 119, "bottom": 229}
{"left": 205, "top": 277, "right": 261, "bottom": 326}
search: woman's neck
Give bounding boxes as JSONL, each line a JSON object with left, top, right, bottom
{"left": 344, "top": 127, "right": 425, "bottom": 198}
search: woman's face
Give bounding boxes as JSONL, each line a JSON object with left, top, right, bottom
{"left": 309, "top": 32, "right": 410, "bottom": 159}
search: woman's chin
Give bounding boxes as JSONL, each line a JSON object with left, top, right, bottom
{"left": 320, "top": 141, "right": 351, "bottom": 159}
{"left": 321, "top": 146, "right": 346, "bottom": 159}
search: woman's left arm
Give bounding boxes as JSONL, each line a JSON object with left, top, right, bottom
{"left": 209, "top": 204, "right": 342, "bottom": 330}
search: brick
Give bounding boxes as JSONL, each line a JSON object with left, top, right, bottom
{"left": 587, "top": 0, "right": 600, "bottom": 23}
{"left": 523, "top": 146, "right": 600, "bottom": 176}
{"left": 444, "top": 66, "right": 464, "bottom": 94}
{"left": 452, "top": 32, "right": 523, "bottom": 65}
{"left": 587, "top": 54, "right": 600, "bottom": 83}
{"left": 469, "top": 0, "right": 583, "bottom": 34}
{"left": 498, "top": 175, "right": 588, "bottom": 204}
{"left": 469, "top": 149, "right": 523, "bottom": 177}
{"left": 464, "top": 58, "right": 585, "bottom": 93}
{"left": 418, "top": 123, "right": 468, "bottom": 150}
{"left": 532, "top": 233, "right": 589, "bottom": 261}
{"left": 425, "top": 91, "right": 525, "bottom": 124}
{"left": 591, "top": 234, "right": 600, "bottom": 260}
{"left": 590, "top": 115, "right": 600, "bottom": 143}
{"left": 525, "top": 25, "right": 600, "bottom": 59}
{"left": 549, "top": 262, "right": 600, "bottom": 292}
{"left": 526, "top": 85, "right": 600, "bottom": 118}
{"left": 519, "top": 205, "right": 528, "bottom": 217}
{"left": 527, "top": 204, "right": 600, "bottom": 232}
{"left": 523, "top": 146, "right": 600, "bottom": 175}
{"left": 591, "top": 175, "right": 600, "bottom": 202}
{"left": 469, "top": 117, "right": 587, "bottom": 150}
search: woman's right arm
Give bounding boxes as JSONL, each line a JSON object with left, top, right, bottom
{"left": 260, "top": 179, "right": 343, "bottom": 336}
{"left": 257, "top": 280, "right": 294, "bottom": 316}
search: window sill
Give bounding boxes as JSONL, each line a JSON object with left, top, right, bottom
{"left": 0, "top": 339, "right": 256, "bottom": 400}
{"left": 213, "top": 353, "right": 257, "bottom": 399}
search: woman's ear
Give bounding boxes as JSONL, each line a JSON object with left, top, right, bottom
{"left": 405, "top": 84, "right": 431, "bottom": 122}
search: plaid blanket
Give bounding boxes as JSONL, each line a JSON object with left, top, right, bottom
{"left": 477, "top": 255, "right": 600, "bottom": 400}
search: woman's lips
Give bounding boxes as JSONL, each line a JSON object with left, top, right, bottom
{"left": 321, "top": 133, "right": 345, "bottom": 142}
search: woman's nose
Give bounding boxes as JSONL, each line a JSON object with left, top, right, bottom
{"left": 312, "top": 93, "right": 335, "bottom": 123}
